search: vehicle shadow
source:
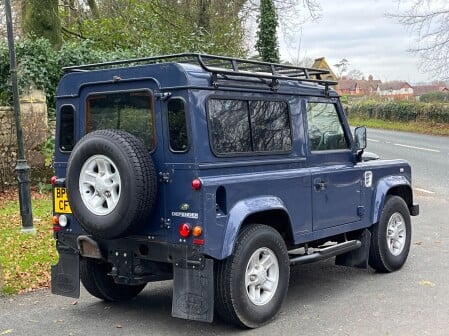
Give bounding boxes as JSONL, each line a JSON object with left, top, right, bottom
{"left": 69, "top": 259, "right": 379, "bottom": 335}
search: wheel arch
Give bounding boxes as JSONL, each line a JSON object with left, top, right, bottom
{"left": 372, "top": 176, "right": 413, "bottom": 224}
{"left": 219, "top": 196, "right": 293, "bottom": 260}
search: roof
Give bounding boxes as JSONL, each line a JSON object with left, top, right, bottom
{"left": 338, "top": 76, "right": 381, "bottom": 92}
{"left": 338, "top": 79, "right": 357, "bottom": 91}
{"left": 413, "top": 85, "right": 449, "bottom": 96}
{"left": 312, "top": 57, "right": 338, "bottom": 81}
{"left": 379, "top": 81, "right": 412, "bottom": 91}
{"left": 57, "top": 54, "right": 339, "bottom": 98}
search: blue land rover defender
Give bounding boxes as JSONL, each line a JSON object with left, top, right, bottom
{"left": 51, "top": 54, "right": 419, "bottom": 328}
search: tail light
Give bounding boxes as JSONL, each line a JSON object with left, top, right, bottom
{"left": 179, "top": 223, "right": 191, "bottom": 238}
{"left": 192, "top": 178, "right": 202, "bottom": 190}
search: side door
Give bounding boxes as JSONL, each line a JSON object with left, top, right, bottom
{"left": 306, "top": 99, "right": 363, "bottom": 231}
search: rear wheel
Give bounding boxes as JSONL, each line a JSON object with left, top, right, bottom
{"left": 369, "top": 195, "right": 412, "bottom": 272}
{"left": 215, "top": 224, "right": 290, "bottom": 328}
{"left": 80, "top": 258, "right": 146, "bottom": 301}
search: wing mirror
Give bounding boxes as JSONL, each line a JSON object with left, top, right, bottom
{"left": 354, "top": 126, "right": 367, "bottom": 162}
{"left": 354, "top": 126, "right": 367, "bottom": 150}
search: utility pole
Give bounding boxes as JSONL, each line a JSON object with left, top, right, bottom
{"left": 4, "top": 0, "right": 34, "bottom": 233}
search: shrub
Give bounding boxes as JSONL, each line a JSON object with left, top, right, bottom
{"left": 420, "top": 91, "right": 449, "bottom": 103}
{"left": 346, "top": 100, "right": 449, "bottom": 123}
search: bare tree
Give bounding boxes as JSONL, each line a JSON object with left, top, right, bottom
{"left": 391, "top": 0, "right": 449, "bottom": 80}
{"left": 334, "top": 58, "right": 349, "bottom": 79}
{"left": 347, "top": 69, "right": 364, "bottom": 80}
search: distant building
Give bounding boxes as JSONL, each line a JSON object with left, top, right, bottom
{"left": 312, "top": 57, "right": 338, "bottom": 81}
{"left": 337, "top": 75, "right": 381, "bottom": 96}
{"left": 377, "top": 81, "right": 414, "bottom": 100}
{"left": 413, "top": 84, "right": 448, "bottom": 99}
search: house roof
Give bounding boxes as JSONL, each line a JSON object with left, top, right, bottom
{"left": 338, "top": 76, "right": 381, "bottom": 92}
{"left": 312, "top": 57, "right": 338, "bottom": 81}
{"left": 379, "top": 81, "right": 412, "bottom": 91}
{"left": 338, "top": 79, "right": 358, "bottom": 91}
{"left": 413, "top": 85, "right": 449, "bottom": 96}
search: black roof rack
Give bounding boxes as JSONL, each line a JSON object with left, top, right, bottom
{"left": 63, "top": 53, "right": 337, "bottom": 90}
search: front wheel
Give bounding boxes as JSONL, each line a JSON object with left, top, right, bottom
{"left": 369, "top": 195, "right": 412, "bottom": 272}
{"left": 215, "top": 224, "right": 290, "bottom": 328}
{"left": 80, "top": 258, "right": 146, "bottom": 301}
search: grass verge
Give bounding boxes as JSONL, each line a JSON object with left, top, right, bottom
{"left": 348, "top": 117, "right": 449, "bottom": 137}
{"left": 0, "top": 189, "right": 56, "bottom": 295}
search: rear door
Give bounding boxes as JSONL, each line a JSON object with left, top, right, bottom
{"left": 79, "top": 80, "right": 167, "bottom": 237}
{"left": 306, "top": 99, "right": 363, "bottom": 231}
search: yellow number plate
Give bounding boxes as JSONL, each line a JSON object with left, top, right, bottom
{"left": 54, "top": 187, "right": 72, "bottom": 214}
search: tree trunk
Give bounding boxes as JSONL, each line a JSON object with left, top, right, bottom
{"left": 22, "top": 0, "right": 62, "bottom": 49}
{"left": 86, "top": 0, "right": 100, "bottom": 19}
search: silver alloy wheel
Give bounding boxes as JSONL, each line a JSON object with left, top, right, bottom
{"left": 79, "top": 155, "right": 121, "bottom": 216}
{"left": 245, "top": 247, "right": 279, "bottom": 306}
{"left": 386, "top": 212, "right": 406, "bottom": 256}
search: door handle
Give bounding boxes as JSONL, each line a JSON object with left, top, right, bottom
{"left": 314, "top": 180, "right": 328, "bottom": 191}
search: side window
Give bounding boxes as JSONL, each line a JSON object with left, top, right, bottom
{"left": 208, "top": 98, "right": 292, "bottom": 155}
{"left": 87, "top": 91, "right": 154, "bottom": 149}
{"left": 167, "top": 98, "right": 189, "bottom": 152}
{"left": 59, "top": 105, "right": 75, "bottom": 152}
{"left": 250, "top": 100, "right": 291, "bottom": 152}
{"left": 307, "top": 102, "right": 348, "bottom": 151}
{"left": 208, "top": 99, "right": 251, "bottom": 153}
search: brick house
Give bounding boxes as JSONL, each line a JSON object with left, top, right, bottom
{"left": 337, "top": 75, "right": 381, "bottom": 96}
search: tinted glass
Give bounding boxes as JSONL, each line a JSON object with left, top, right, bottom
{"left": 87, "top": 91, "right": 153, "bottom": 148}
{"left": 59, "top": 105, "right": 75, "bottom": 151}
{"left": 168, "top": 98, "right": 189, "bottom": 152}
{"left": 208, "top": 99, "right": 251, "bottom": 153}
{"left": 250, "top": 100, "right": 291, "bottom": 152}
{"left": 307, "top": 102, "right": 348, "bottom": 151}
{"left": 208, "top": 99, "right": 291, "bottom": 155}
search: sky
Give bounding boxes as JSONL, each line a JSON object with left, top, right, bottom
{"left": 278, "top": 0, "right": 430, "bottom": 84}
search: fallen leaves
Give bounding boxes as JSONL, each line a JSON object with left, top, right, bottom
{"left": 419, "top": 280, "right": 436, "bottom": 287}
{"left": 0, "top": 188, "right": 56, "bottom": 294}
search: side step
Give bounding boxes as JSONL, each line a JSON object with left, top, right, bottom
{"left": 289, "top": 240, "right": 361, "bottom": 266}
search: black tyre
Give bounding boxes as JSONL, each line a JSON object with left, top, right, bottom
{"left": 80, "top": 258, "right": 146, "bottom": 301}
{"left": 215, "top": 224, "right": 290, "bottom": 328}
{"left": 369, "top": 195, "right": 412, "bottom": 272}
{"left": 66, "top": 129, "right": 157, "bottom": 239}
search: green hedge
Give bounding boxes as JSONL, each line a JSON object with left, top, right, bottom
{"left": 420, "top": 91, "right": 449, "bottom": 103}
{"left": 346, "top": 100, "right": 449, "bottom": 123}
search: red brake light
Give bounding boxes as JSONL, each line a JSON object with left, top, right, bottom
{"left": 192, "top": 179, "right": 202, "bottom": 190}
{"left": 179, "top": 223, "right": 191, "bottom": 238}
{"left": 51, "top": 176, "right": 57, "bottom": 185}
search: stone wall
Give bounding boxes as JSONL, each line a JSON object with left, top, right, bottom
{"left": 0, "top": 90, "right": 48, "bottom": 187}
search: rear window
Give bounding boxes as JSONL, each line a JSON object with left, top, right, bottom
{"left": 208, "top": 98, "right": 292, "bottom": 155}
{"left": 87, "top": 91, "right": 154, "bottom": 149}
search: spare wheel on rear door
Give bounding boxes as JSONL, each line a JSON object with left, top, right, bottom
{"left": 66, "top": 129, "right": 157, "bottom": 239}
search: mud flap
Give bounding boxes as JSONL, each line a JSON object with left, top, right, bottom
{"left": 335, "top": 229, "right": 371, "bottom": 269}
{"left": 51, "top": 245, "right": 80, "bottom": 298}
{"left": 172, "top": 258, "right": 214, "bottom": 323}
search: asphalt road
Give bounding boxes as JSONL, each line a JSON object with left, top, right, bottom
{"left": 1, "top": 129, "right": 448, "bottom": 336}
{"left": 365, "top": 128, "right": 449, "bottom": 197}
